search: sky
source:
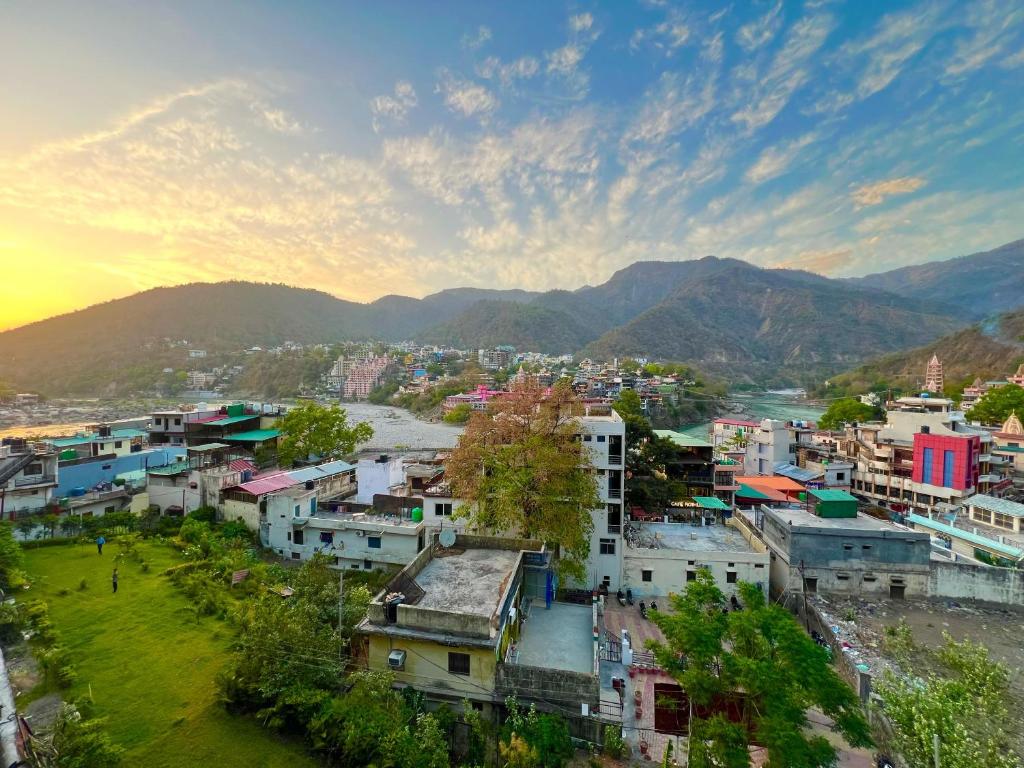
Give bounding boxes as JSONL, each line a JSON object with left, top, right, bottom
{"left": 1, "top": 0, "right": 1023, "bottom": 330}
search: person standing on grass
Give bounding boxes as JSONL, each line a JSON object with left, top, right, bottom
{"left": 112, "top": 568, "right": 118, "bottom": 594}
{"left": 97, "top": 535, "right": 105, "bottom": 555}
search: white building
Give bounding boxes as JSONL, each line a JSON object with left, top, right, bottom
{"left": 622, "top": 518, "right": 769, "bottom": 598}
{"left": 355, "top": 455, "right": 406, "bottom": 504}
{"left": 148, "top": 405, "right": 220, "bottom": 447}
{"left": 263, "top": 484, "right": 425, "bottom": 570}
{"left": 0, "top": 443, "right": 59, "bottom": 517}
{"left": 578, "top": 406, "right": 626, "bottom": 590}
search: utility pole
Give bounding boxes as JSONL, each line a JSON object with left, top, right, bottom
{"left": 933, "top": 733, "right": 941, "bottom": 768}
{"left": 337, "top": 568, "right": 344, "bottom": 664}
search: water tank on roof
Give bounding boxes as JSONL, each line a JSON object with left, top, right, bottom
{"left": 70, "top": 487, "right": 86, "bottom": 497}
{"left": 411, "top": 506, "right": 423, "bottom": 522}
{"left": 59, "top": 449, "right": 78, "bottom": 461}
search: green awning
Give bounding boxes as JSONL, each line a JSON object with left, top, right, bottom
{"left": 692, "top": 496, "right": 730, "bottom": 510}
{"left": 222, "top": 429, "right": 280, "bottom": 443}
{"left": 205, "top": 415, "right": 258, "bottom": 426}
{"left": 808, "top": 489, "right": 858, "bottom": 503}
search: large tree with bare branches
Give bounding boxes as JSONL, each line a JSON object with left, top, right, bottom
{"left": 446, "top": 380, "right": 600, "bottom": 582}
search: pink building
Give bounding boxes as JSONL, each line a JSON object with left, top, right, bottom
{"left": 442, "top": 385, "right": 504, "bottom": 413}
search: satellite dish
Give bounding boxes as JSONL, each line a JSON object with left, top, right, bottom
{"left": 438, "top": 528, "right": 456, "bottom": 548}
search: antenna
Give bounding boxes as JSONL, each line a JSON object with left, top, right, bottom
{"left": 438, "top": 528, "right": 456, "bottom": 548}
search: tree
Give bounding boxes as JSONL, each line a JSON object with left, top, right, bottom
{"left": 876, "top": 634, "right": 1021, "bottom": 768}
{"left": 818, "top": 397, "right": 882, "bottom": 430}
{"left": 625, "top": 435, "right": 686, "bottom": 512}
{"left": 447, "top": 380, "right": 600, "bottom": 582}
{"left": 443, "top": 403, "right": 474, "bottom": 424}
{"left": 613, "top": 389, "right": 653, "bottom": 453}
{"left": 967, "top": 384, "right": 1024, "bottom": 426}
{"left": 276, "top": 402, "right": 373, "bottom": 467}
{"left": 50, "top": 704, "right": 124, "bottom": 768}
{"left": 650, "top": 572, "right": 872, "bottom": 767}
{"left": 0, "top": 523, "right": 25, "bottom": 591}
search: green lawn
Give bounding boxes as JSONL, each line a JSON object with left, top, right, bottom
{"left": 22, "top": 540, "right": 318, "bottom": 768}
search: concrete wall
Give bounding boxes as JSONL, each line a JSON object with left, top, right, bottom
{"left": 762, "top": 515, "right": 931, "bottom": 569}
{"left": 367, "top": 635, "right": 497, "bottom": 701}
{"left": 222, "top": 497, "right": 260, "bottom": 530}
{"left": 929, "top": 561, "right": 1024, "bottom": 605}
{"left": 397, "top": 604, "right": 492, "bottom": 638}
{"left": 56, "top": 448, "right": 183, "bottom": 496}
{"left": 623, "top": 545, "right": 769, "bottom": 598}
{"left": 147, "top": 475, "right": 200, "bottom": 513}
{"left": 496, "top": 663, "right": 600, "bottom": 711}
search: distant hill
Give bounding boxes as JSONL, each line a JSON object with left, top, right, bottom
{"left": 579, "top": 262, "right": 962, "bottom": 386}
{"left": 3, "top": 237, "right": 1023, "bottom": 396}
{"left": 847, "top": 239, "right": 1024, "bottom": 318}
{"left": 820, "top": 308, "right": 1024, "bottom": 397}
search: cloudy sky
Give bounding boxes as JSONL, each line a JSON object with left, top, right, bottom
{"left": 2, "top": 0, "right": 1023, "bottom": 329}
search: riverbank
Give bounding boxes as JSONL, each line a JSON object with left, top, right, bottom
{"left": 676, "top": 391, "right": 824, "bottom": 441}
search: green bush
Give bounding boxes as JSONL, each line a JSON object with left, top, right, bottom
{"left": 603, "top": 724, "right": 624, "bottom": 759}
{"left": 188, "top": 506, "right": 218, "bottom": 525}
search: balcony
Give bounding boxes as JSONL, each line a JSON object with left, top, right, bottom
{"left": 608, "top": 487, "right": 622, "bottom": 500}
{"left": 14, "top": 474, "right": 56, "bottom": 488}
{"left": 607, "top": 452, "right": 623, "bottom": 467}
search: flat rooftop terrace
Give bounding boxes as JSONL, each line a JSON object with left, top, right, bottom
{"left": 514, "top": 599, "right": 594, "bottom": 674}
{"left": 415, "top": 548, "right": 519, "bottom": 618}
{"left": 631, "top": 521, "right": 756, "bottom": 553}
{"left": 768, "top": 507, "right": 911, "bottom": 532}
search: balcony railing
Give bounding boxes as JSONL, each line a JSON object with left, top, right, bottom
{"left": 607, "top": 524, "right": 622, "bottom": 534}
{"left": 14, "top": 475, "right": 56, "bottom": 488}
{"left": 607, "top": 453, "right": 623, "bottom": 466}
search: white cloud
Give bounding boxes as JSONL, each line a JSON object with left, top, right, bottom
{"left": 547, "top": 44, "right": 584, "bottom": 75}
{"left": 622, "top": 72, "right": 716, "bottom": 152}
{"left": 630, "top": 10, "right": 690, "bottom": 54}
{"left": 570, "top": 13, "right": 594, "bottom": 33}
{"left": 736, "top": 2, "right": 783, "bottom": 52}
{"left": 436, "top": 70, "right": 498, "bottom": 120}
{"left": 462, "top": 25, "right": 492, "bottom": 50}
{"left": 731, "top": 14, "right": 834, "bottom": 131}
{"left": 851, "top": 176, "right": 927, "bottom": 206}
{"left": 477, "top": 55, "right": 540, "bottom": 87}
{"left": 946, "top": 0, "right": 1024, "bottom": 77}
{"left": 745, "top": 132, "right": 818, "bottom": 184}
{"left": 370, "top": 80, "right": 418, "bottom": 132}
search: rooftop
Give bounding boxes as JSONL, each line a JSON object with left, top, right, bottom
{"left": 513, "top": 599, "right": 594, "bottom": 674}
{"left": 808, "top": 489, "right": 858, "bottom": 503}
{"left": 221, "top": 429, "right": 280, "bottom": 442}
{"left": 908, "top": 514, "right": 1023, "bottom": 559}
{"left": 630, "top": 521, "right": 758, "bottom": 553}
{"left": 188, "top": 442, "right": 231, "bottom": 452}
{"left": 768, "top": 507, "right": 914, "bottom": 532}
{"left": 147, "top": 460, "right": 192, "bottom": 476}
{"left": 692, "top": 496, "right": 731, "bottom": 511}
{"left": 414, "top": 548, "right": 519, "bottom": 617}
{"left": 204, "top": 414, "right": 259, "bottom": 427}
{"left": 654, "top": 429, "right": 713, "bottom": 449}
{"left": 773, "top": 462, "right": 822, "bottom": 483}
{"left": 965, "top": 494, "right": 1024, "bottom": 518}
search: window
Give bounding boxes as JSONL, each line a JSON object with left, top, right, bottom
{"left": 436, "top": 503, "right": 453, "bottom": 517}
{"left": 641, "top": 569, "right": 653, "bottom": 583}
{"left": 174, "top": 418, "right": 181, "bottom": 426}
{"left": 726, "top": 572, "right": 737, "bottom": 584}
{"left": 686, "top": 571, "right": 697, "bottom": 582}
{"left": 843, "top": 543, "right": 853, "bottom": 551}
{"left": 836, "top": 572, "right": 850, "bottom": 581}
{"left": 309, "top": 498, "right": 317, "bottom": 516}
{"left": 754, "top": 563, "right": 764, "bottom": 569}
{"left": 102, "top": 464, "right": 111, "bottom": 470}
{"left": 291, "top": 552, "right": 301, "bottom": 560}
{"left": 993, "top": 512, "right": 1014, "bottom": 530}
{"left": 293, "top": 531, "right": 304, "bottom": 545}
{"left": 727, "top": 562, "right": 735, "bottom": 568}
{"left": 597, "top": 435, "right": 606, "bottom": 443}
{"left": 293, "top": 505, "right": 301, "bottom": 518}
{"left": 351, "top": 563, "right": 360, "bottom": 569}
{"left": 287, "top": 532, "right": 292, "bottom": 541}
{"left": 687, "top": 560, "right": 695, "bottom": 566}
{"left": 836, "top": 472, "right": 846, "bottom": 481}
{"left": 803, "top": 577, "right": 817, "bottom": 594}
{"left": 861, "top": 544, "right": 872, "bottom": 551}
{"left": 583, "top": 435, "right": 592, "bottom": 442}
{"left": 599, "top": 538, "right": 616, "bottom": 555}
{"left": 114, "top": 441, "right": 123, "bottom": 449}
{"left": 319, "top": 531, "right": 333, "bottom": 544}
{"left": 862, "top": 574, "right": 877, "bottom": 583}
{"left": 25, "top": 462, "right": 42, "bottom": 476}
{"left": 448, "top": 652, "right": 471, "bottom": 676}
{"left": 363, "top": 559, "right": 372, "bottom": 569}
{"left": 367, "top": 536, "right": 382, "bottom": 549}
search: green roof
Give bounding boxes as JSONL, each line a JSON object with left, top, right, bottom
{"left": 736, "top": 483, "right": 771, "bottom": 500}
{"left": 808, "top": 489, "right": 858, "bottom": 503}
{"left": 692, "top": 496, "right": 731, "bottom": 510}
{"left": 49, "top": 435, "right": 91, "bottom": 448}
{"left": 147, "top": 460, "right": 191, "bottom": 476}
{"left": 205, "top": 414, "right": 258, "bottom": 426}
{"left": 996, "top": 445, "right": 1024, "bottom": 453}
{"left": 653, "top": 429, "right": 712, "bottom": 448}
{"left": 907, "top": 514, "right": 1023, "bottom": 559}
{"left": 222, "top": 429, "right": 280, "bottom": 443}
{"left": 49, "top": 428, "right": 147, "bottom": 447}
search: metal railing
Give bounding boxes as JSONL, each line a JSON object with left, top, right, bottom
{"left": 14, "top": 474, "right": 56, "bottom": 487}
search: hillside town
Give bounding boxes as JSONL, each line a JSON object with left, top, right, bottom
{"left": 2, "top": 347, "right": 1023, "bottom": 766}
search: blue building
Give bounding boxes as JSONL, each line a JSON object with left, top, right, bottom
{"left": 55, "top": 448, "right": 185, "bottom": 497}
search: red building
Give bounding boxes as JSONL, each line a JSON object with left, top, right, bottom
{"left": 911, "top": 430, "right": 980, "bottom": 491}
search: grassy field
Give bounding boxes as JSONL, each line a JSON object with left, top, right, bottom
{"left": 22, "top": 540, "right": 319, "bottom": 768}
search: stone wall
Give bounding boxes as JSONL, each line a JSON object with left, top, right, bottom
{"left": 929, "top": 561, "right": 1024, "bottom": 605}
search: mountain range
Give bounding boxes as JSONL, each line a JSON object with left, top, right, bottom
{"left": 1, "top": 239, "right": 1021, "bottom": 395}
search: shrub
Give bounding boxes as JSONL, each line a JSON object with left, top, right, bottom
{"left": 57, "top": 588, "right": 71, "bottom": 597}
{"left": 603, "top": 724, "right": 624, "bottom": 759}
{"left": 188, "top": 506, "right": 218, "bottom": 525}
{"left": 78, "top": 578, "right": 88, "bottom": 591}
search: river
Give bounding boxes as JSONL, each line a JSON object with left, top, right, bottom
{"left": 676, "top": 391, "right": 824, "bottom": 442}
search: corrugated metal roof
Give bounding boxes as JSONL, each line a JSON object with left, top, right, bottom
{"left": 229, "top": 458, "right": 256, "bottom": 472}
{"left": 147, "top": 460, "right": 191, "bottom": 476}
{"left": 809, "top": 489, "right": 858, "bottom": 503}
{"left": 653, "top": 429, "right": 713, "bottom": 448}
{"left": 221, "top": 429, "right": 280, "bottom": 442}
{"left": 205, "top": 414, "right": 259, "bottom": 426}
{"left": 773, "top": 462, "right": 822, "bottom": 483}
{"left": 907, "top": 514, "right": 1023, "bottom": 559}
{"left": 736, "top": 483, "right": 773, "bottom": 501}
{"left": 735, "top": 475, "right": 805, "bottom": 492}
{"left": 189, "top": 442, "right": 231, "bottom": 452}
{"left": 966, "top": 494, "right": 1024, "bottom": 518}
{"left": 236, "top": 472, "right": 295, "bottom": 496}
{"left": 287, "top": 460, "right": 354, "bottom": 484}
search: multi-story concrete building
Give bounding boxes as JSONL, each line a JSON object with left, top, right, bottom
{"left": 0, "top": 441, "right": 58, "bottom": 518}
{"left": 580, "top": 406, "right": 626, "bottom": 590}
{"left": 342, "top": 356, "right": 390, "bottom": 400}
{"left": 148, "top": 404, "right": 220, "bottom": 447}
{"left": 752, "top": 502, "right": 931, "bottom": 599}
